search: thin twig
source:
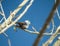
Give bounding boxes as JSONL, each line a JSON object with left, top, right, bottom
{"left": 3, "top": 33, "right": 11, "bottom": 46}
{"left": 55, "top": 0, "right": 60, "bottom": 19}
{"left": 0, "top": 17, "right": 4, "bottom": 23}
{"left": 0, "top": 1, "right": 6, "bottom": 21}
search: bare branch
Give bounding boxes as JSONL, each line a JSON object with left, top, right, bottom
{"left": 0, "top": 0, "right": 34, "bottom": 34}
{"left": 0, "top": 1, "right": 6, "bottom": 21}
{"left": 55, "top": 0, "right": 60, "bottom": 19}
{"left": 3, "top": 33, "right": 11, "bottom": 46}
{"left": 33, "top": 0, "right": 60, "bottom": 46}
{"left": 0, "top": 0, "right": 28, "bottom": 28}
{"left": 56, "top": 9, "right": 60, "bottom": 19}
{"left": 43, "top": 26, "right": 60, "bottom": 46}
{"left": 0, "top": 0, "right": 28, "bottom": 33}
{"left": 24, "top": 20, "right": 55, "bottom": 35}
{"left": 0, "top": 17, "right": 4, "bottom": 23}
{"left": 8, "top": 39, "right": 11, "bottom": 46}
{"left": 24, "top": 29, "right": 40, "bottom": 34}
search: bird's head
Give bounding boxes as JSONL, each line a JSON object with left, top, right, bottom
{"left": 25, "top": 20, "right": 31, "bottom": 25}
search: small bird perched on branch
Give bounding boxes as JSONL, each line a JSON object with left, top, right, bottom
{"left": 14, "top": 20, "right": 30, "bottom": 31}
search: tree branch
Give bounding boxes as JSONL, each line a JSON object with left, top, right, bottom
{"left": 43, "top": 26, "right": 60, "bottom": 46}
{"left": 33, "top": 0, "right": 60, "bottom": 46}
{"left": 0, "top": 0, "right": 34, "bottom": 34}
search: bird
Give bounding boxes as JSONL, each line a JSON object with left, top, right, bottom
{"left": 14, "top": 20, "right": 30, "bottom": 31}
